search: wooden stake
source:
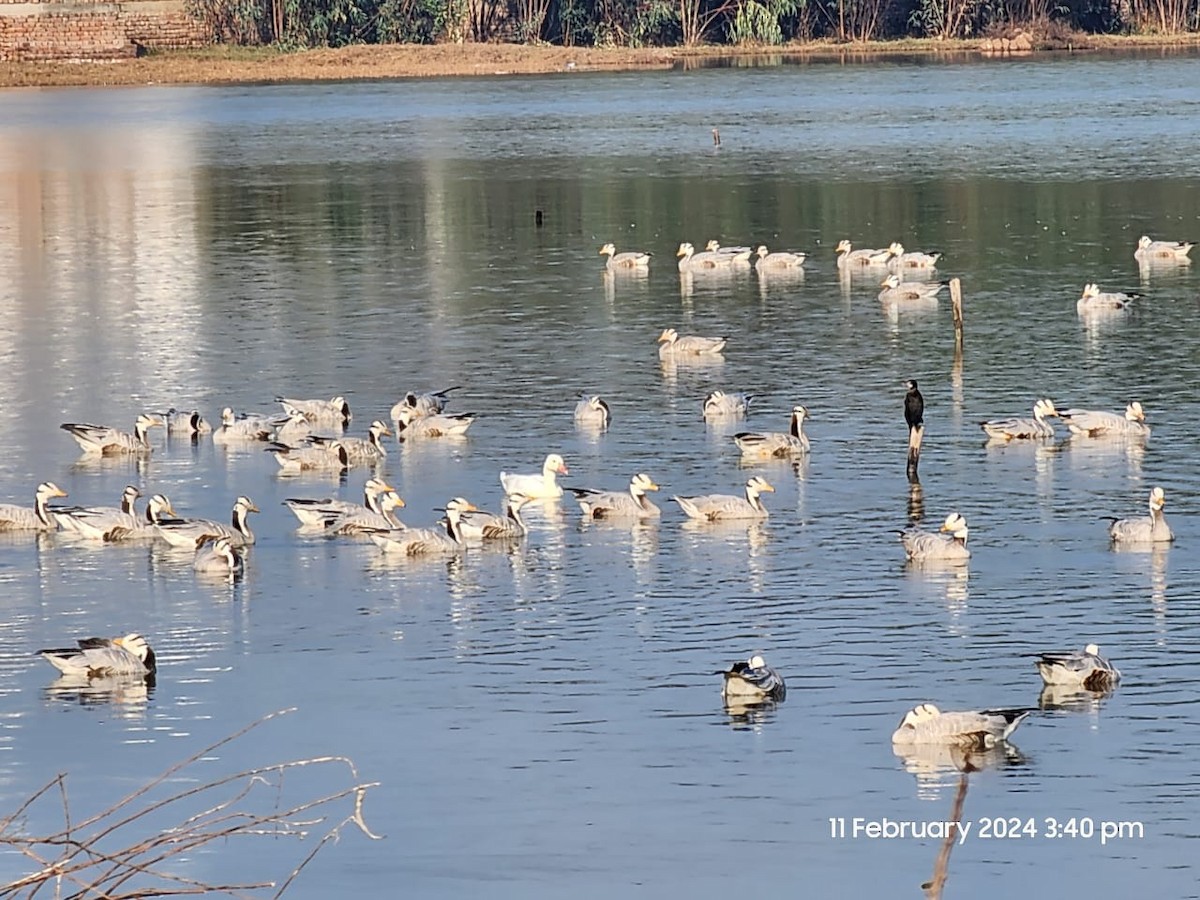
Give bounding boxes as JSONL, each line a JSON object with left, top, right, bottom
{"left": 950, "top": 277, "right": 963, "bottom": 349}
{"left": 907, "top": 423, "right": 924, "bottom": 481}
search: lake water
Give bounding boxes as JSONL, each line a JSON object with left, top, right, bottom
{"left": 1, "top": 51, "right": 1199, "bottom": 898}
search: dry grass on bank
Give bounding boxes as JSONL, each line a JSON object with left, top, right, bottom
{"left": 1, "top": 33, "right": 1198, "bottom": 89}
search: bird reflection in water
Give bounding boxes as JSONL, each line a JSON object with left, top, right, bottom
{"left": 1038, "top": 682, "right": 1117, "bottom": 714}
{"left": 43, "top": 673, "right": 155, "bottom": 718}
{"left": 723, "top": 697, "right": 783, "bottom": 731}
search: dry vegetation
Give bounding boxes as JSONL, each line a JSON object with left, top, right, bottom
{"left": 1, "top": 34, "right": 1198, "bottom": 89}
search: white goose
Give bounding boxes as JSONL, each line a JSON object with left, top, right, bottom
{"left": 733, "top": 406, "right": 809, "bottom": 457}
{"left": 458, "top": 494, "right": 531, "bottom": 540}
{"left": 1107, "top": 486, "right": 1173, "bottom": 544}
{"left": 500, "top": 453, "right": 569, "bottom": 499}
{"left": 900, "top": 512, "right": 970, "bottom": 562}
{"left": 60, "top": 414, "right": 163, "bottom": 456}
{"left": 891, "top": 704, "right": 1032, "bottom": 749}
{"left": 718, "top": 654, "right": 786, "bottom": 701}
{"left": 193, "top": 536, "right": 245, "bottom": 577}
{"left": 1035, "top": 644, "right": 1121, "bottom": 690}
{"left": 38, "top": 633, "right": 156, "bottom": 678}
{"left": 673, "top": 476, "right": 774, "bottom": 521}
{"left": 574, "top": 395, "right": 611, "bottom": 429}
{"left": 569, "top": 473, "right": 661, "bottom": 519}
{"left": 835, "top": 239, "right": 890, "bottom": 269}
{"left": 1059, "top": 401, "right": 1150, "bottom": 438}
{"left": 1077, "top": 283, "right": 1137, "bottom": 313}
{"left": 369, "top": 498, "right": 475, "bottom": 556}
{"left": 754, "top": 245, "right": 805, "bottom": 270}
{"left": 1135, "top": 235, "right": 1193, "bottom": 262}
{"left": 394, "top": 406, "right": 475, "bottom": 440}
{"left": 703, "top": 390, "right": 752, "bottom": 420}
{"left": 599, "top": 242, "right": 651, "bottom": 270}
{"left": 980, "top": 398, "right": 1058, "bottom": 440}
{"left": 157, "top": 496, "right": 260, "bottom": 550}
{"left": 878, "top": 273, "right": 947, "bottom": 304}
{"left": 0, "top": 482, "right": 68, "bottom": 532}
{"left": 284, "top": 477, "right": 394, "bottom": 527}
{"left": 53, "top": 485, "right": 141, "bottom": 541}
{"left": 887, "top": 242, "right": 941, "bottom": 270}
{"left": 657, "top": 327, "right": 727, "bottom": 357}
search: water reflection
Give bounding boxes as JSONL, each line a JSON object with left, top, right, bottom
{"left": 1038, "top": 683, "right": 1117, "bottom": 714}
{"left": 894, "top": 741, "right": 1027, "bottom": 801}
{"left": 42, "top": 673, "right": 154, "bottom": 718}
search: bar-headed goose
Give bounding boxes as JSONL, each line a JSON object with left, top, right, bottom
{"left": 60, "top": 414, "right": 163, "bottom": 456}
{"left": 394, "top": 406, "right": 475, "bottom": 440}
{"left": 458, "top": 493, "right": 531, "bottom": 540}
{"left": 0, "top": 481, "right": 68, "bottom": 532}
{"left": 878, "top": 273, "right": 947, "bottom": 304}
{"left": 900, "top": 512, "right": 970, "bottom": 562}
{"left": 1077, "top": 283, "right": 1137, "bottom": 313}
{"left": 569, "top": 473, "right": 661, "bottom": 519}
{"left": 193, "top": 536, "right": 245, "bottom": 577}
{"left": 891, "top": 704, "right": 1031, "bottom": 749}
{"left": 1035, "top": 644, "right": 1121, "bottom": 690}
{"left": 1134, "top": 235, "right": 1193, "bottom": 262}
{"left": 277, "top": 395, "right": 351, "bottom": 426}
{"left": 887, "top": 242, "right": 941, "bottom": 270}
{"left": 1059, "top": 401, "right": 1150, "bottom": 438}
{"left": 53, "top": 485, "right": 140, "bottom": 540}
{"left": 754, "top": 245, "right": 806, "bottom": 270}
{"left": 836, "top": 239, "right": 890, "bottom": 269}
{"left": 733, "top": 406, "right": 809, "bottom": 457}
{"left": 369, "top": 498, "right": 475, "bottom": 556}
{"left": 574, "top": 394, "right": 611, "bottom": 429}
{"left": 657, "top": 327, "right": 727, "bottom": 357}
{"left": 673, "top": 476, "right": 774, "bottom": 521}
{"left": 599, "top": 242, "right": 651, "bottom": 270}
{"left": 980, "top": 398, "right": 1058, "bottom": 440}
{"left": 38, "top": 633, "right": 156, "bottom": 678}
{"left": 1107, "top": 486, "right": 1173, "bottom": 544}
{"left": 702, "top": 390, "right": 752, "bottom": 420}
{"left": 284, "top": 477, "right": 394, "bottom": 527}
{"left": 718, "top": 654, "right": 786, "bottom": 702}
{"left": 157, "top": 496, "right": 260, "bottom": 549}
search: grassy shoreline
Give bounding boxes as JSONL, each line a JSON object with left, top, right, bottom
{"left": 2, "top": 34, "right": 1199, "bottom": 89}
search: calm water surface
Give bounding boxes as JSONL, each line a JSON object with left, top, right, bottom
{"left": 0, "top": 53, "right": 1198, "bottom": 898}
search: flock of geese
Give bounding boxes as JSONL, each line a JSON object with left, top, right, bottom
{"left": 607, "top": 231, "right": 1188, "bottom": 750}
{"left": 12, "top": 231, "right": 1192, "bottom": 755}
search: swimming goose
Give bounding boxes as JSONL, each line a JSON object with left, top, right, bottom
{"left": 718, "top": 654, "right": 786, "bottom": 702}
{"left": 277, "top": 395, "right": 351, "bottom": 426}
{"left": 369, "top": 498, "right": 475, "bottom": 556}
{"left": 676, "top": 242, "right": 734, "bottom": 271}
{"left": 213, "top": 407, "right": 283, "bottom": 443}
{"left": 980, "top": 398, "right": 1058, "bottom": 440}
{"left": 394, "top": 406, "right": 475, "bottom": 440}
{"left": 390, "top": 387, "right": 461, "bottom": 428}
{"left": 704, "top": 240, "right": 753, "bottom": 264}
{"left": 193, "top": 536, "right": 245, "bottom": 577}
{"left": 900, "top": 512, "right": 970, "bottom": 562}
{"left": 1135, "top": 235, "right": 1193, "bottom": 262}
{"left": 599, "top": 242, "right": 651, "bottom": 270}
{"left": 500, "top": 453, "right": 569, "bottom": 499}
{"left": 157, "top": 496, "right": 260, "bottom": 549}
{"left": 887, "top": 242, "right": 941, "bottom": 270}
{"left": 61, "top": 414, "right": 163, "bottom": 456}
{"left": 458, "top": 493, "right": 531, "bottom": 540}
{"left": 657, "top": 327, "right": 727, "bottom": 357}
{"left": 1107, "top": 486, "right": 1174, "bottom": 544}
{"left": 267, "top": 440, "right": 350, "bottom": 473}
{"left": 703, "top": 390, "right": 752, "bottom": 420}
{"left": 574, "top": 395, "right": 611, "bottom": 429}
{"left": 53, "top": 485, "right": 141, "bottom": 540}
{"left": 0, "top": 481, "right": 68, "bottom": 531}
{"left": 163, "top": 408, "right": 212, "bottom": 436}
{"left": 754, "top": 245, "right": 806, "bottom": 270}
{"left": 1035, "top": 644, "right": 1121, "bottom": 690}
{"left": 38, "top": 633, "right": 156, "bottom": 678}
{"left": 878, "top": 273, "right": 948, "bottom": 304}
{"left": 569, "top": 473, "right": 661, "bottom": 519}
{"left": 1077, "top": 283, "right": 1137, "bottom": 313}
{"left": 110, "top": 494, "right": 178, "bottom": 541}
{"left": 273, "top": 410, "right": 315, "bottom": 446}
{"left": 891, "top": 704, "right": 1031, "bottom": 749}
{"left": 673, "top": 476, "right": 774, "bottom": 521}
{"left": 733, "top": 406, "right": 809, "bottom": 457}
{"left": 835, "top": 239, "right": 891, "bottom": 269}
{"left": 1059, "top": 401, "right": 1150, "bottom": 438}
{"left": 321, "top": 490, "right": 407, "bottom": 536}
{"left": 307, "top": 420, "right": 391, "bottom": 464}
{"left": 284, "top": 477, "right": 394, "bottom": 527}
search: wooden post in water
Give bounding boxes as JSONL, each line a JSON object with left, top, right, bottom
{"left": 907, "top": 424, "right": 924, "bottom": 482}
{"left": 950, "top": 278, "right": 964, "bottom": 350}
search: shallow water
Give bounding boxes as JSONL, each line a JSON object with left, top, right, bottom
{"left": 0, "top": 53, "right": 1198, "bottom": 897}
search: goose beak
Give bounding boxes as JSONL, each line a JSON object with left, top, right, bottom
{"left": 557, "top": 463, "right": 569, "bottom": 475}
{"left": 52, "top": 487, "right": 68, "bottom": 498}
{"left": 646, "top": 481, "right": 661, "bottom": 491}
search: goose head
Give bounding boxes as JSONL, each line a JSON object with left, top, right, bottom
{"left": 1084, "top": 643, "right": 1102, "bottom": 656}
{"left": 379, "top": 491, "right": 406, "bottom": 513}
{"left": 835, "top": 239, "right": 853, "bottom": 254}
{"left": 1125, "top": 401, "right": 1145, "bottom": 422}
{"left": 897, "top": 703, "right": 942, "bottom": 730}
{"left": 705, "top": 240, "right": 723, "bottom": 252}
{"left": 1149, "top": 486, "right": 1166, "bottom": 512}
{"left": 114, "top": 633, "right": 155, "bottom": 669}
{"left": 629, "top": 473, "right": 660, "bottom": 497}
{"left": 880, "top": 273, "right": 902, "bottom": 289}
{"left": 120, "top": 485, "right": 141, "bottom": 511}
{"left": 792, "top": 404, "right": 809, "bottom": 420}
{"left": 234, "top": 496, "right": 260, "bottom": 516}
{"left": 939, "top": 512, "right": 969, "bottom": 542}
{"left": 1137, "top": 235, "right": 1152, "bottom": 250}
{"left": 755, "top": 245, "right": 769, "bottom": 257}
{"left": 1034, "top": 398, "right": 1059, "bottom": 419}
{"left": 888, "top": 241, "right": 906, "bottom": 256}
{"left": 745, "top": 476, "right": 775, "bottom": 500}
{"left": 676, "top": 242, "right": 695, "bottom": 259}
{"left": 543, "top": 454, "right": 569, "bottom": 477}
{"left": 599, "top": 242, "right": 616, "bottom": 257}
{"left": 145, "top": 494, "right": 177, "bottom": 524}
{"left": 369, "top": 420, "right": 392, "bottom": 440}
{"left": 1080, "top": 283, "right": 1100, "bottom": 300}
{"left": 220, "top": 407, "right": 237, "bottom": 427}
{"left": 36, "top": 482, "right": 69, "bottom": 503}
{"left": 657, "top": 327, "right": 679, "bottom": 344}
{"left": 747, "top": 654, "right": 767, "bottom": 670}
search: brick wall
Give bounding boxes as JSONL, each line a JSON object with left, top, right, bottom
{"left": 0, "top": 0, "right": 212, "bottom": 61}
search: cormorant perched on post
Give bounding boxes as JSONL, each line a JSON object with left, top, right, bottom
{"left": 905, "top": 380, "right": 924, "bottom": 434}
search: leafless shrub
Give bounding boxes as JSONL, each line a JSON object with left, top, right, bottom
{"left": 1, "top": 709, "right": 381, "bottom": 899}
